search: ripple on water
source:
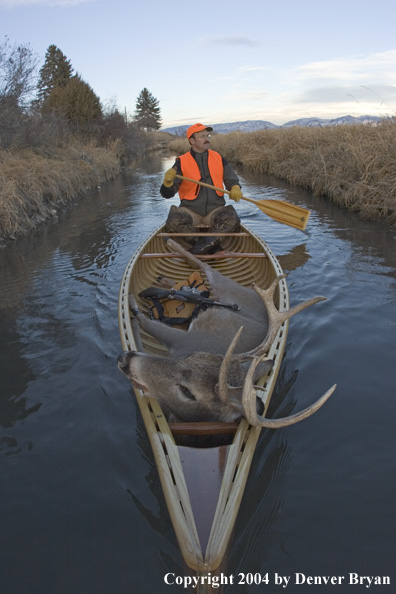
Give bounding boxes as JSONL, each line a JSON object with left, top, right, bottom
{"left": 0, "top": 160, "right": 395, "bottom": 593}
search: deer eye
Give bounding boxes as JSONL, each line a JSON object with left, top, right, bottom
{"left": 179, "top": 385, "right": 196, "bottom": 401}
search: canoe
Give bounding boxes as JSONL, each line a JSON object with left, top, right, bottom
{"left": 118, "top": 224, "right": 289, "bottom": 583}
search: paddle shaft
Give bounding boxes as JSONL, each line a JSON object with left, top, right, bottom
{"left": 176, "top": 174, "right": 249, "bottom": 202}
{"left": 175, "top": 174, "right": 310, "bottom": 231}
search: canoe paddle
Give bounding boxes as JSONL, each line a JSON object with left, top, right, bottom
{"left": 175, "top": 174, "right": 310, "bottom": 231}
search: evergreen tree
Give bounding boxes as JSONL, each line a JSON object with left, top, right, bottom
{"left": 37, "top": 44, "right": 73, "bottom": 104}
{"left": 133, "top": 88, "right": 161, "bottom": 131}
{"left": 42, "top": 74, "right": 102, "bottom": 124}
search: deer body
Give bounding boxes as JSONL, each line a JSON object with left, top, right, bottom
{"left": 133, "top": 286, "right": 269, "bottom": 357}
{"left": 118, "top": 239, "right": 336, "bottom": 426}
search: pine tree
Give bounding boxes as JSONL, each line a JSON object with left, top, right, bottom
{"left": 133, "top": 88, "right": 161, "bottom": 131}
{"left": 37, "top": 44, "right": 73, "bottom": 104}
{"left": 42, "top": 75, "right": 102, "bottom": 124}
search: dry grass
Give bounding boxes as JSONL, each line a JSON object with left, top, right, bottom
{"left": 168, "top": 120, "right": 396, "bottom": 229}
{"left": 0, "top": 139, "right": 122, "bottom": 240}
{"left": 3, "top": 122, "right": 395, "bottom": 241}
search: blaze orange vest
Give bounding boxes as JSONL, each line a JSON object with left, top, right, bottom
{"left": 178, "top": 150, "right": 224, "bottom": 200}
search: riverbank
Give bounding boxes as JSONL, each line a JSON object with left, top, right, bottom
{"left": 2, "top": 122, "right": 395, "bottom": 244}
{"left": 0, "top": 129, "right": 174, "bottom": 244}
{"left": 0, "top": 140, "right": 123, "bottom": 243}
{"left": 169, "top": 120, "right": 396, "bottom": 230}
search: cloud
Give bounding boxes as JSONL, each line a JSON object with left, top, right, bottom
{"left": 293, "top": 50, "right": 396, "bottom": 86}
{"left": 183, "top": 50, "right": 396, "bottom": 126}
{"left": 200, "top": 35, "right": 259, "bottom": 48}
{"left": 280, "top": 51, "right": 396, "bottom": 118}
{"left": 298, "top": 86, "right": 354, "bottom": 103}
{"left": 237, "top": 66, "right": 268, "bottom": 73}
{"left": 223, "top": 90, "right": 268, "bottom": 102}
{"left": 213, "top": 75, "right": 234, "bottom": 82}
{"left": 298, "top": 84, "right": 396, "bottom": 105}
{"left": 0, "top": 0, "right": 93, "bottom": 5}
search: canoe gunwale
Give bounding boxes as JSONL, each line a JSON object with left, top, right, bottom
{"left": 118, "top": 223, "right": 290, "bottom": 572}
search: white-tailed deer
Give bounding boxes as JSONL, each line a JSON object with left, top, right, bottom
{"left": 118, "top": 239, "right": 336, "bottom": 426}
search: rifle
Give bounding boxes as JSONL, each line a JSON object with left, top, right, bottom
{"left": 139, "top": 286, "right": 240, "bottom": 312}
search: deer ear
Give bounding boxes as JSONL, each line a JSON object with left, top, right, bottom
{"left": 253, "top": 358, "right": 274, "bottom": 381}
{"left": 228, "top": 397, "right": 244, "bottom": 415}
{"left": 213, "top": 382, "right": 243, "bottom": 409}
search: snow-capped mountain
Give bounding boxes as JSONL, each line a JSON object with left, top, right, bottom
{"left": 162, "top": 115, "right": 381, "bottom": 135}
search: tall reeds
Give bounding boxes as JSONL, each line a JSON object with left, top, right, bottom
{"left": 169, "top": 120, "right": 396, "bottom": 229}
{"left": 0, "top": 139, "right": 122, "bottom": 240}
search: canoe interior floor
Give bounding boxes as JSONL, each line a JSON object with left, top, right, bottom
{"left": 178, "top": 444, "right": 231, "bottom": 554}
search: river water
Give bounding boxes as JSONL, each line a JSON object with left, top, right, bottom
{"left": 1, "top": 152, "right": 395, "bottom": 594}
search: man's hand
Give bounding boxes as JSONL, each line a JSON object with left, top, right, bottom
{"left": 229, "top": 185, "right": 242, "bottom": 202}
{"left": 163, "top": 168, "right": 177, "bottom": 188}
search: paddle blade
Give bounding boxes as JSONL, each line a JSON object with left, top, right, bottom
{"left": 254, "top": 199, "right": 310, "bottom": 231}
{"left": 174, "top": 173, "right": 311, "bottom": 231}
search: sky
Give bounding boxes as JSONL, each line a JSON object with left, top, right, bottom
{"left": 1, "top": 0, "right": 396, "bottom": 128}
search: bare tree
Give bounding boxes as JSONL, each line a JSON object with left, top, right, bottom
{"left": 0, "top": 37, "right": 38, "bottom": 108}
{"left": 0, "top": 37, "right": 39, "bottom": 148}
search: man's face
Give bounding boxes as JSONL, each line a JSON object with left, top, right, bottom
{"left": 189, "top": 130, "right": 211, "bottom": 153}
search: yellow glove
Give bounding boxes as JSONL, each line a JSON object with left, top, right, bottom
{"left": 163, "top": 168, "right": 177, "bottom": 188}
{"left": 229, "top": 185, "right": 242, "bottom": 202}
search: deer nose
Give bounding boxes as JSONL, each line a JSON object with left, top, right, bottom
{"left": 117, "top": 351, "right": 136, "bottom": 370}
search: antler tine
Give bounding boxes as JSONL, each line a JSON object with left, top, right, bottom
{"left": 217, "top": 326, "right": 244, "bottom": 404}
{"left": 238, "top": 276, "right": 326, "bottom": 360}
{"left": 241, "top": 354, "right": 337, "bottom": 428}
{"left": 241, "top": 354, "right": 270, "bottom": 424}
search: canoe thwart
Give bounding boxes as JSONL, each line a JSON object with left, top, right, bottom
{"left": 157, "top": 232, "right": 250, "bottom": 237}
{"left": 169, "top": 422, "right": 239, "bottom": 436}
{"left": 140, "top": 252, "right": 268, "bottom": 259}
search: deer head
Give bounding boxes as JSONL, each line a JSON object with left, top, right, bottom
{"left": 118, "top": 272, "right": 336, "bottom": 427}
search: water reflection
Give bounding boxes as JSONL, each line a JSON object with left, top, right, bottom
{"left": 277, "top": 243, "right": 310, "bottom": 273}
{"left": 230, "top": 435, "right": 291, "bottom": 578}
{"left": 0, "top": 309, "right": 39, "bottom": 426}
{"left": 0, "top": 151, "right": 395, "bottom": 593}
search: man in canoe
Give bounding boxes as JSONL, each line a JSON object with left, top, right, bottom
{"left": 160, "top": 123, "right": 242, "bottom": 254}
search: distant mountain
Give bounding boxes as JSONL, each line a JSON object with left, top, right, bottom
{"left": 212, "top": 120, "right": 278, "bottom": 133}
{"left": 162, "top": 115, "right": 381, "bottom": 135}
{"left": 162, "top": 120, "right": 278, "bottom": 136}
{"left": 281, "top": 115, "right": 382, "bottom": 128}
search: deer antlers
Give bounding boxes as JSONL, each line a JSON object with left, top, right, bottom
{"left": 241, "top": 353, "right": 336, "bottom": 427}
{"left": 217, "top": 275, "right": 336, "bottom": 427}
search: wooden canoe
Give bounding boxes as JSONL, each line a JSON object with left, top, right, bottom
{"left": 118, "top": 224, "right": 289, "bottom": 581}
